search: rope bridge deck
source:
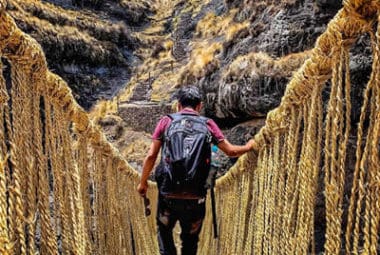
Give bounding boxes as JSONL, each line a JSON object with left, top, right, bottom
{"left": 0, "top": 0, "right": 379, "bottom": 254}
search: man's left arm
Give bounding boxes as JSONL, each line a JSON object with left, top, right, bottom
{"left": 207, "top": 119, "right": 258, "bottom": 157}
{"left": 137, "top": 139, "right": 162, "bottom": 196}
{"left": 217, "top": 139, "right": 256, "bottom": 158}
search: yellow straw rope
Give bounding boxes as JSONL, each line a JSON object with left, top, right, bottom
{"left": 0, "top": 58, "right": 11, "bottom": 255}
{"left": 363, "top": 21, "right": 380, "bottom": 255}
{"left": 0, "top": 154, "right": 10, "bottom": 255}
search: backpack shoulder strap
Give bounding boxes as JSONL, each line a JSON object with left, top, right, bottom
{"left": 198, "top": 116, "right": 209, "bottom": 124}
{"left": 169, "top": 112, "right": 209, "bottom": 122}
{"left": 163, "top": 113, "right": 181, "bottom": 142}
{"left": 167, "top": 113, "right": 182, "bottom": 121}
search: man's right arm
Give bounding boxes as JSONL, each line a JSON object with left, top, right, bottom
{"left": 137, "top": 139, "right": 162, "bottom": 196}
{"left": 137, "top": 116, "right": 171, "bottom": 196}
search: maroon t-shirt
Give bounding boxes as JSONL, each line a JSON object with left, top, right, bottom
{"left": 152, "top": 108, "right": 225, "bottom": 144}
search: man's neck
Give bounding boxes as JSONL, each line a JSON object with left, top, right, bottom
{"left": 179, "top": 108, "right": 199, "bottom": 115}
{"left": 181, "top": 107, "right": 196, "bottom": 111}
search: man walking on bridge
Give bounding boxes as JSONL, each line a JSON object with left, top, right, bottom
{"left": 137, "top": 86, "right": 257, "bottom": 255}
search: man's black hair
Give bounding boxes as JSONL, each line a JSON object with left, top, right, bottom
{"left": 176, "top": 86, "right": 202, "bottom": 109}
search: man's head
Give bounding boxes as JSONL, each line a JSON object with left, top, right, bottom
{"left": 176, "top": 86, "right": 202, "bottom": 111}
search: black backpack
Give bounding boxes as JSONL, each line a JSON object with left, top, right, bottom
{"left": 155, "top": 113, "right": 212, "bottom": 197}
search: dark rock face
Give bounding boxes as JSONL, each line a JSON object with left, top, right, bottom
{"left": 62, "top": 67, "right": 131, "bottom": 109}
{"left": 315, "top": 0, "right": 342, "bottom": 9}
{"left": 44, "top": 0, "right": 153, "bottom": 25}
{"left": 224, "top": 118, "right": 266, "bottom": 145}
{"left": 43, "top": 0, "right": 72, "bottom": 7}
{"left": 181, "top": 0, "right": 372, "bottom": 128}
{"left": 348, "top": 34, "right": 373, "bottom": 123}
{"left": 194, "top": 0, "right": 345, "bottom": 121}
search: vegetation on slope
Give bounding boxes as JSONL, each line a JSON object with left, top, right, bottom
{"left": 6, "top": 0, "right": 152, "bottom": 108}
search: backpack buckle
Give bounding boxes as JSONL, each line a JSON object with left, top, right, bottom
{"left": 207, "top": 133, "right": 212, "bottom": 143}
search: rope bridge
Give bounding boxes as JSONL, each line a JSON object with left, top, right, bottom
{"left": 0, "top": 0, "right": 379, "bottom": 254}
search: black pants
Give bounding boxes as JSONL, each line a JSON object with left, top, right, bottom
{"left": 156, "top": 195, "right": 206, "bottom": 255}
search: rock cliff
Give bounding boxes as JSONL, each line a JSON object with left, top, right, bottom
{"left": 8, "top": 0, "right": 373, "bottom": 171}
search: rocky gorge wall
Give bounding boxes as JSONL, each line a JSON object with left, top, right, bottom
{"left": 174, "top": 0, "right": 371, "bottom": 122}
{"left": 8, "top": 0, "right": 372, "bottom": 124}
